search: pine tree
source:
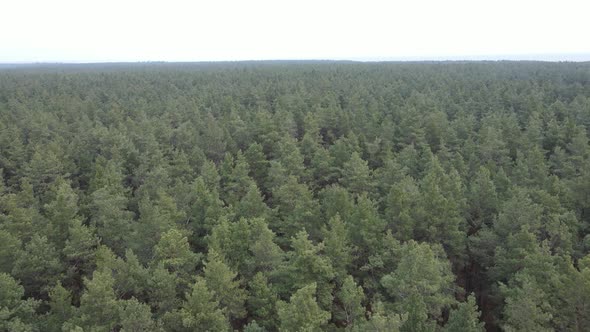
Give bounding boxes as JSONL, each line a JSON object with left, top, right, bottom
{"left": 153, "top": 228, "right": 200, "bottom": 289}
{"left": 319, "top": 184, "right": 354, "bottom": 223}
{"left": 245, "top": 142, "right": 269, "bottom": 189}
{"left": 88, "top": 156, "right": 127, "bottom": 195}
{"left": 0, "top": 273, "right": 39, "bottom": 332}
{"left": 0, "top": 229, "right": 21, "bottom": 274}
{"left": 275, "top": 136, "right": 306, "bottom": 181}
{"left": 553, "top": 255, "right": 590, "bottom": 331}
{"left": 416, "top": 157, "right": 466, "bottom": 259}
{"left": 284, "top": 230, "right": 335, "bottom": 310}
{"left": 200, "top": 159, "right": 221, "bottom": 192}
{"left": 119, "top": 297, "right": 161, "bottom": 332}
{"left": 186, "top": 176, "right": 227, "bottom": 250}
{"left": 63, "top": 219, "right": 99, "bottom": 295}
{"left": 149, "top": 264, "right": 181, "bottom": 317}
{"left": 0, "top": 178, "right": 41, "bottom": 243}
{"left": 349, "top": 194, "right": 386, "bottom": 257}
{"left": 26, "top": 142, "right": 70, "bottom": 198}
{"left": 201, "top": 112, "right": 228, "bottom": 163}
{"left": 351, "top": 300, "right": 405, "bottom": 332}
{"left": 381, "top": 241, "right": 455, "bottom": 321}
{"left": 208, "top": 217, "right": 252, "bottom": 274}
{"left": 444, "top": 294, "right": 484, "bottom": 332}
{"left": 132, "top": 192, "right": 185, "bottom": 263}
{"left": 243, "top": 320, "right": 267, "bottom": 332}
{"left": 374, "top": 154, "right": 407, "bottom": 199}
{"left": 340, "top": 151, "right": 374, "bottom": 196}
{"left": 45, "top": 283, "right": 75, "bottom": 332}
{"left": 335, "top": 275, "right": 365, "bottom": 327}
{"left": 384, "top": 175, "right": 420, "bottom": 241}
{"left": 249, "top": 218, "right": 284, "bottom": 274}
{"left": 75, "top": 270, "right": 120, "bottom": 331}
{"left": 500, "top": 272, "right": 553, "bottom": 332}
{"left": 247, "top": 273, "right": 278, "bottom": 330}
{"left": 93, "top": 245, "right": 151, "bottom": 303}
{"left": 272, "top": 176, "right": 321, "bottom": 240}
{"left": 321, "top": 214, "right": 354, "bottom": 280}
{"left": 179, "top": 277, "right": 229, "bottom": 332}
{"left": 277, "top": 283, "right": 331, "bottom": 332}
{"left": 43, "top": 180, "right": 80, "bottom": 249}
{"left": 203, "top": 250, "right": 248, "bottom": 322}
{"left": 89, "top": 186, "right": 134, "bottom": 256}
{"left": 400, "top": 293, "right": 436, "bottom": 332}
{"left": 467, "top": 166, "right": 499, "bottom": 228}
{"left": 220, "top": 151, "right": 256, "bottom": 206}
{"left": 266, "top": 160, "right": 289, "bottom": 192}
{"left": 12, "top": 234, "right": 62, "bottom": 298}
{"left": 329, "top": 135, "right": 362, "bottom": 177}
{"left": 310, "top": 146, "right": 337, "bottom": 188}
{"left": 235, "top": 183, "right": 271, "bottom": 220}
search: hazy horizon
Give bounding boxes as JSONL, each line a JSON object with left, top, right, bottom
{"left": 2, "top": 0, "right": 589, "bottom": 63}
{"left": 2, "top": 53, "right": 590, "bottom": 65}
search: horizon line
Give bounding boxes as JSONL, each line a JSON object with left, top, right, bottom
{"left": 2, "top": 53, "right": 590, "bottom": 65}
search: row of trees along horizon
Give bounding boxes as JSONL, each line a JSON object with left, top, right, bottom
{"left": 1, "top": 61, "right": 590, "bottom": 331}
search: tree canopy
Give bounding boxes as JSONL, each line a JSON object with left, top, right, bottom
{"left": 1, "top": 61, "right": 589, "bottom": 330}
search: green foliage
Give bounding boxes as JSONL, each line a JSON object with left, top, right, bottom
{"left": 186, "top": 176, "right": 227, "bottom": 250}
{"left": 132, "top": 192, "right": 185, "bottom": 262}
{"left": 12, "top": 234, "right": 62, "bottom": 297}
{"left": 178, "top": 277, "right": 229, "bottom": 331}
{"left": 321, "top": 214, "right": 354, "bottom": 280}
{"left": 149, "top": 264, "right": 180, "bottom": 316}
{"left": 119, "top": 297, "right": 162, "bottom": 332}
{"left": 245, "top": 142, "right": 269, "bottom": 188}
{"left": 443, "top": 294, "right": 484, "bottom": 332}
{"left": 0, "top": 179, "right": 42, "bottom": 243}
{"left": 349, "top": 194, "right": 386, "bottom": 257}
{"left": 319, "top": 185, "right": 354, "bottom": 223}
{"left": 277, "top": 283, "right": 331, "bottom": 332}
{"left": 62, "top": 219, "right": 98, "bottom": 295}
{"left": 350, "top": 300, "right": 406, "bottom": 332}
{"left": 500, "top": 272, "right": 553, "bottom": 332}
{"left": 249, "top": 219, "right": 284, "bottom": 273}
{"left": 415, "top": 157, "right": 466, "bottom": 258}
{"left": 552, "top": 255, "right": 590, "bottom": 331}
{"left": 467, "top": 166, "right": 499, "bottom": 228}
{"left": 0, "top": 273, "right": 38, "bottom": 332}
{"left": 0, "top": 230, "right": 21, "bottom": 274}
{"left": 220, "top": 151, "right": 256, "bottom": 206}
{"left": 384, "top": 175, "right": 420, "bottom": 241}
{"left": 247, "top": 273, "right": 278, "bottom": 330}
{"left": 45, "top": 283, "right": 75, "bottom": 332}
{"left": 203, "top": 250, "right": 248, "bottom": 321}
{"left": 43, "top": 180, "right": 80, "bottom": 248}
{"left": 340, "top": 152, "right": 374, "bottom": 196}
{"left": 282, "top": 230, "right": 335, "bottom": 309}
{"left": 153, "top": 228, "right": 200, "bottom": 287}
{"left": 334, "top": 275, "right": 365, "bottom": 327}
{"left": 74, "top": 270, "right": 120, "bottom": 331}
{"left": 2, "top": 62, "right": 590, "bottom": 331}
{"left": 209, "top": 217, "right": 283, "bottom": 277}
{"left": 89, "top": 186, "right": 134, "bottom": 256}
{"left": 381, "top": 241, "right": 455, "bottom": 320}
{"left": 244, "top": 320, "right": 267, "bottom": 332}
{"left": 272, "top": 176, "right": 321, "bottom": 240}
{"left": 235, "top": 183, "right": 272, "bottom": 220}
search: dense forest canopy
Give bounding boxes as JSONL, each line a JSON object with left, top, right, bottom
{"left": 1, "top": 61, "right": 590, "bottom": 331}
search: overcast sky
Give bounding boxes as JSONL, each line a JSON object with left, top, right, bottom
{"left": 1, "top": 0, "right": 589, "bottom": 63}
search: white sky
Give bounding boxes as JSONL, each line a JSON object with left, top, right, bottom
{"left": 1, "top": 0, "right": 589, "bottom": 62}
